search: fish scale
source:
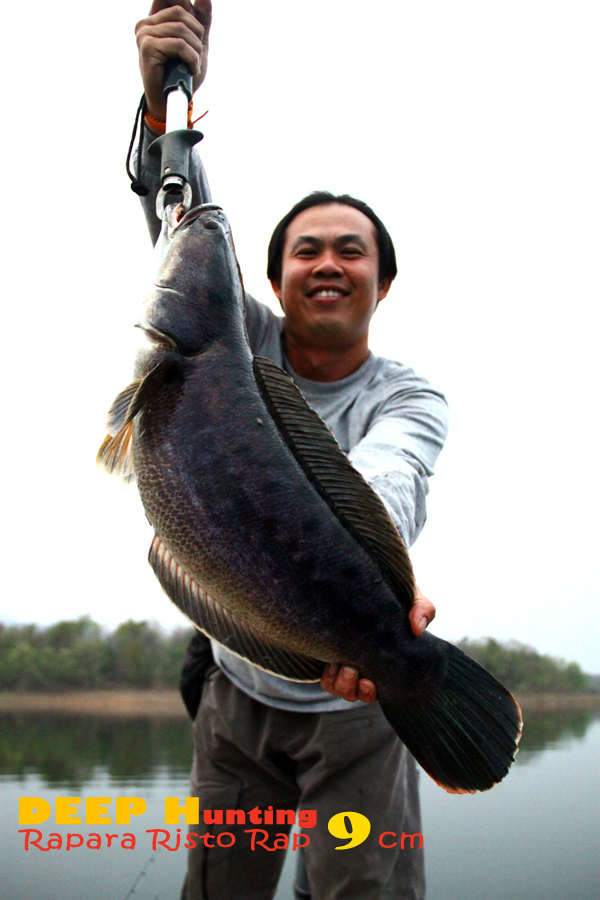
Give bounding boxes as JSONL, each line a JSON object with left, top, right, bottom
{"left": 134, "top": 346, "right": 400, "bottom": 661}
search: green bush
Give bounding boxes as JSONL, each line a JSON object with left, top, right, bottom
{"left": 457, "top": 637, "right": 588, "bottom": 693}
{"left": 0, "top": 618, "right": 194, "bottom": 692}
{"left": 0, "top": 620, "right": 589, "bottom": 694}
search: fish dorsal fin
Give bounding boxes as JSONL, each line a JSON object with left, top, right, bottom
{"left": 149, "top": 536, "right": 326, "bottom": 682}
{"left": 253, "top": 356, "right": 415, "bottom": 610}
{"left": 97, "top": 359, "right": 183, "bottom": 483}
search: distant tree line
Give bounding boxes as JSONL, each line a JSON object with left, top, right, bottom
{"left": 0, "top": 619, "right": 591, "bottom": 693}
{"left": 457, "top": 637, "right": 588, "bottom": 693}
{"left": 0, "top": 618, "right": 194, "bottom": 692}
{"left": 587, "top": 674, "right": 600, "bottom": 693}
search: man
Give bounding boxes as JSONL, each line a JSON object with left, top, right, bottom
{"left": 134, "top": 3, "right": 449, "bottom": 898}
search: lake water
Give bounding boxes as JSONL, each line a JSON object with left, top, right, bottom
{"left": 1, "top": 706, "right": 598, "bottom": 899}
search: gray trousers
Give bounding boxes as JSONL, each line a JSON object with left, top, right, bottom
{"left": 181, "top": 668, "right": 425, "bottom": 900}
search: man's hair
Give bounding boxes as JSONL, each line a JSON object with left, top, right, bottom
{"left": 266, "top": 191, "right": 398, "bottom": 285}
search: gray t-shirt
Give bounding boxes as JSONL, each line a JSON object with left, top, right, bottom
{"left": 211, "top": 295, "right": 449, "bottom": 712}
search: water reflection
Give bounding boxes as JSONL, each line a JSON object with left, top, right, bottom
{"left": 0, "top": 713, "right": 192, "bottom": 787}
{"left": 2, "top": 708, "right": 599, "bottom": 900}
{"left": 1, "top": 705, "right": 598, "bottom": 786}
{"left": 515, "top": 707, "right": 598, "bottom": 764}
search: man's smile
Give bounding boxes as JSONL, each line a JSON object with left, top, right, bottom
{"left": 306, "top": 286, "right": 350, "bottom": 300}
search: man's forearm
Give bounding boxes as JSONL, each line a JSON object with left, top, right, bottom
{"left": 349, "top": 395, "right": 449, "bottom": 549}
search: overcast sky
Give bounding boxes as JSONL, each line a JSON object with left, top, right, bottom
{"left": 3, "top": 1, "right": 598, "bottom": 672}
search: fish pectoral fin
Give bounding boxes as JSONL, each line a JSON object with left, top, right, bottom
{"left": 96, "top": 423, "right": 136, "bottom": 483}
{"left": 96, "top": 379, "right": 142, "bottom": 483}
{"left": 105, "top": 381, "right": 142, "bottom": 436}
{"left": 149, "top": 536, "right": 326, "bottom": 682}
{"left": 253, "top": 356, "right": 415, "bottom": 610}
{"left": 125, "top": 358, "right": 184, "bottom": 421}
{"left": 97, "top": 359, "right": 184, "bottom": 483}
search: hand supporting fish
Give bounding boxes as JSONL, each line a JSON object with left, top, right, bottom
{"left": 98, "top": 203, "right": 522, "bottom": 794}
{"left": 321, "top": 584, "right": 436, "bottom": 702}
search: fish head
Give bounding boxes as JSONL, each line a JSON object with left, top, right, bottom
{"left": 140, "top": 203, "right": 246, "bottom": 356}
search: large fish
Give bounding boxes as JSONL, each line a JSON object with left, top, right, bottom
{"left": 98, "top": 203, "right": 522, "bottom": 794}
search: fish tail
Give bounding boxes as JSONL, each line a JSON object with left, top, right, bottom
{"left": 378, "top": 638, "right": 522, "bottom": 794}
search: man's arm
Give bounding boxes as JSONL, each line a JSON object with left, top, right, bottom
{"left": 349, "top": 381, "right": 449, "bottom": 547}
{"left": 133, "top": 1, "right": 213, "bottom": 244}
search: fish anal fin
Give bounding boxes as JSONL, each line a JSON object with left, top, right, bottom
{"left": 253, "top": 356, "right": 415, "bottom": 609}
{"left": 149, "top": 535, "right": 326, "bottom": 682}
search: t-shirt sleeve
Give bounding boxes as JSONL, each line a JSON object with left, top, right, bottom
{"left": 244, "top": 293, "right": 284, "bottom": 360}
{"left": 348, "top": 379, "right": 449, "bottom": 548}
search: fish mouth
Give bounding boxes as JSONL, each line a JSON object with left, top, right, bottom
{"left": 173, "top": 203, "right": 226, "bottom": 232}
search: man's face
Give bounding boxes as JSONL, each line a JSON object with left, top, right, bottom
{"left": 270, "top": 204, "right": 391, "bottom": 351}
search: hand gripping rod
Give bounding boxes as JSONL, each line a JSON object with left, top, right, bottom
{"left": 148, "top": 58, "right": 204, "bottom": 220}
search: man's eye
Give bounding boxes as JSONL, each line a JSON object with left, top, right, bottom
{"left": 296, "top": 248, "right": 317, "bottom": 257}
{"left": 342, "top": 249, "right": 361, "bottom": 257}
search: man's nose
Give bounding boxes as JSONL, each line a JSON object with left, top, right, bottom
{"left": 313, "top": 253, "right": 343, "bottom": 276}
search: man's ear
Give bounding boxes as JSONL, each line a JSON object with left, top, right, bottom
{"left": 269, "top": 278, "right": 284, "bottom": 310}
{"left": 376, "top": 278, "right": 393, "bottom": 305}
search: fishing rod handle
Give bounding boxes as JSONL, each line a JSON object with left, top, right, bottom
{"left": 164, "top": 58, "right": 193, "bottom": 134}
{"left": 163, "top": 57, "right": 193, "bottom": 101}
{"left": 148, "top": 59, "right": 202, "bottom": 217}
{"left": 166, "top": 87, "right": 189, "bottom": 134}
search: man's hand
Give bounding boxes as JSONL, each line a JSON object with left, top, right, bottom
{"left": 135, "top": 1, "right": 212, "bottom": 121}
{"left": 409, "top": 583, "right": 436, "bottom": 638}
{"left": 321, "top": 665, "right": 378, "bottom": 704}
{"left": 320, "top": 584, "right": 436, "bottom": 703}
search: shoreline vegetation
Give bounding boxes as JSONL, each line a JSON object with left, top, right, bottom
{"left": 1, "top": 618, "right": 597, "bottom": 706}
{"left": 0, "top": 690, "right": 599, "bottom": 717}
